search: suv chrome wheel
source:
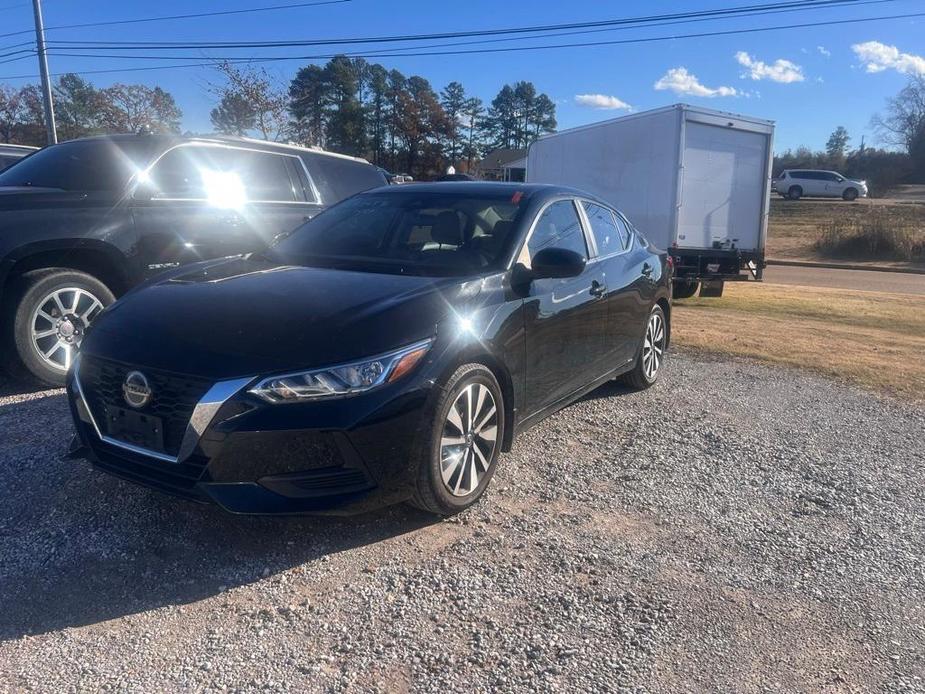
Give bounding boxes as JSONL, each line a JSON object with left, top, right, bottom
{"left": 30, "top": 287, "right": 104, "bottom": 372}
{"left": 440, "top": 383, "right": 498, "bottom": 497}
{"left": 642, "top": 310, "right": 666, "bottom": 381}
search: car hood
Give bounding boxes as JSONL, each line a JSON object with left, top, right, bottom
{"left": 82, "top": 256, "right": 480, "bottom": 380}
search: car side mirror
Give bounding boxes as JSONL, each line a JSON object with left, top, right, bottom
{"left": 530, "top": 247, "right": 587, "bottom": 279}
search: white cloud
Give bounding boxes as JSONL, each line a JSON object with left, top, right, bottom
{"left": 817, "top": 45, "right": 831, "bottom": 58}
{"left": 735, "top": 52, "right": 805, "bottom": 83}
{"left": 574, "top": 93, "right": 632, "bottom": 110}
{"left": 653, "top": 67, "right": 738, "bottom": 98}
{"left": 852, "top": 41, "right": 925, "bottom": 76}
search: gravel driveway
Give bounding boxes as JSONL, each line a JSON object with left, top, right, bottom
{"left": 1, "top": 352, "right": 923, "bottom": 692}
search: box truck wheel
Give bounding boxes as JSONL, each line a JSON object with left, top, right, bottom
{"left": 672, "top": 280, "right": 699, "bottom": 300}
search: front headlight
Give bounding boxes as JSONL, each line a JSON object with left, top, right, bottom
{"left": 248, "top": 339, "right": 433, "bottom": 404}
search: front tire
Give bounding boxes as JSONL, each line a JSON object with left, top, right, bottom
{"left": 621, "top": 305, "right": 668, "bottom": 391}
{"left": 788, "top": 186, "right": 803, "bottom": 201}
{"left": 410, "top": 364, "right": 504, "bottom": 516}
{"left": 842, "top": 188, "right": 858, "bottom": 201}
{"left": 7, "top": 269, "right": 114, "bottom": 386}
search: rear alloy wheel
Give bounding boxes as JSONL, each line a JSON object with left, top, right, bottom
{"left": 621, "top": 305, "right": 668, "bottom": 390}
{"left": 843, "top": 188, "right": 858, "bottom": 201}
{"left": 10, "top": 270, "right": 114, "bottom": 386}
{"left": 788, "top": 186, "right": 803, "bottom": 201}
{"left": 411, "top": 364, "right": 504, "bottom": 515}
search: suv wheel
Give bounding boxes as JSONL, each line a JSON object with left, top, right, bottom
{"left": 787, "top": 186, "right": 803, "bottom": 201}
{"left": 842, "top": 188, "right": 858, "bottom": 201}
{"left": 411, "top": 364, "right": 504, "bottom": 516}
{"left": 8, "top": 269, "right": 114, "bottom": 386}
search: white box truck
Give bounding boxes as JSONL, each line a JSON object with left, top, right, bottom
{"left": 526, "top": 104, "right": 774, "bottom": 298}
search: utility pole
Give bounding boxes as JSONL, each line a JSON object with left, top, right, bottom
{"left": 31, "top": 0, "right": 57, "bottom": 145}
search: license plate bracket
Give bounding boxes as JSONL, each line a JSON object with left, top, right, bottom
{"left": 105, "top": 407, "right": 165, "bottom": 452}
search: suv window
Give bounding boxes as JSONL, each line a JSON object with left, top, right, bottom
{"left": 0, "top": 139, "right": 150, "bottom": 192}
{"left": 302, "top": 152, "right": 387, "bottom": 204}
{"left": 526, "top": 200, "right": 587, "bottom": 263}
{"left": 149, "top": 145, "right": 300, "bottom": 203}
{"left": 581, "top": 202, "right": 629, "bottom": 256}
{"left": 236, "top": 149, "right": 299, "bottom": 202}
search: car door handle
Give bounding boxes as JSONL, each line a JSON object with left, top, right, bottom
{"left": 590, "top": 280, "right": 607, "bottom": 297}
{"left": 641, "top": 263, "right": 654, "bottom": 278}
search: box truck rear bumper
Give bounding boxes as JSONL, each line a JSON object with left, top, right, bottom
{"left": 671, "top": 248, "right": 764, "bottom": 282}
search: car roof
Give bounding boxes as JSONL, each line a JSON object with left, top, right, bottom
{"left": 367, "top": 181, "right": 599, "bottom": 201}
{"left": 58, "top": 133, "right": 371, "bottom": 164}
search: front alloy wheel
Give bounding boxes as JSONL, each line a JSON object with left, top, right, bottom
{"left": 411, "top": 363, "right": 505, "bottom": 515}
{"left": 440, "top": 382, "right": 498, "bottom": 497}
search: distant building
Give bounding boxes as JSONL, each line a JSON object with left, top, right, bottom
{"left": 476, "top": 148, "right": 527, "bottom": 182}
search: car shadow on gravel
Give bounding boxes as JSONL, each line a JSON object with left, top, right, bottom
{"left": 0, "top": 372, "right": 51, "bottom": 398}
{"left": 0, "top": 391, "right": 442, "bottom": 641}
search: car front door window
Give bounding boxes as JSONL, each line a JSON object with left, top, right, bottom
{"left": 520, "top": 200, "right": 607, "bottom": 415}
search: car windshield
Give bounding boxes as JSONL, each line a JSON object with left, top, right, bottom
{"left": 272, "top": 190, "right": 527, "bottom": 276}
{"left": 0, "top": 139, "right": 154, "bottom": 192}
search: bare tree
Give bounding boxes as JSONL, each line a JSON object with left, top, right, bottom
{"left": 872, "top": 75, "right": 925, "bottom": 151}
{"left": 0, "top": 84, "right": 25, "bottom": 143}
{"left": 100, "top": 84, "right": 182, "bottom": 133}
{"left": 211, "top": 62, "right": 288, "bottom": 141}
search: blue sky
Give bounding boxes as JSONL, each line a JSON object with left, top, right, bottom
{"left": 1, "top": 0, "right": 923, "bottom": 152}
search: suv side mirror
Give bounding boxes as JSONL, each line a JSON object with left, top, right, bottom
{"left": 530, "top": 247, "right": 587, "bottom": 279}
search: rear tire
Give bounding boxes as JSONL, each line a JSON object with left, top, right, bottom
{"left": 842, "top": 188, "right": 858, "bottom": 201}
{"left": 672, "top": 280, "right": 699, "bottom": 300}
{"left": 621, "top": 305, "right": 668, "bottom": 391}
{"left": 410, "top": 363, "right": 504, "bottom": 516}
{"left": 7, "top": 269, "right": 114, "bottom": 386}
{"left": 788, "top": 186, "right": 803, "bottom": 201}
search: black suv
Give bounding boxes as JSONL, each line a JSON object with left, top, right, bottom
{"left": 0, "top": 135, "right": 387, "bottom": 384}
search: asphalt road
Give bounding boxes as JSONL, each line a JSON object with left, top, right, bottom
{"left": 764, "top": 264, "right": 925, "bottom": 295}
{"left": 1, "top": 353, "right": 923, "bottom": 691}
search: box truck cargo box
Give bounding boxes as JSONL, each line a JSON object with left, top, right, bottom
{"left": 527, "top": 104, "right": 774, "bottom": 298}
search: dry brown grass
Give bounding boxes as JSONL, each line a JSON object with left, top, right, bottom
{"left": 672, "top": 282, "right": 925, "bottom": 403}
{"left": 768, "top": 198, "right": 925, "bottom": 268}
{"left": 815, "top": 207, "right": 925, "bottom": 262}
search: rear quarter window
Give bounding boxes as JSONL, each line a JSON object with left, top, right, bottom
{"left": 300, "top": 153, "right": 388, "bottom": 205}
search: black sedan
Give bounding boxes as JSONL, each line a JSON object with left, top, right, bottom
{"left": 67, "top": 183, "right": 672, "bottom": 515}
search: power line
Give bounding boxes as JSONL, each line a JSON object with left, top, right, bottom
{"left": 36, "top": 0, "right": 891, "bottom": 49}
{"left": 0, "top": 0, "right": 352, "bottom": 40}
{"left": 2, "top": 9, "right": 921, "bottom": 80}
{"left": 33, "top": 0, "right": 903, "bottom": 63}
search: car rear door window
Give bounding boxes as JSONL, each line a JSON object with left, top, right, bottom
{"left": 526, "top": 200, "right": 588, "bottom": 263}
{"left": 582, "top": 202, "right": 632, "bottom": 256}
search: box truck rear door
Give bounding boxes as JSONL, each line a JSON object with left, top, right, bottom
{"left": 677, "top": 122, "right": 767, "bottom": 252}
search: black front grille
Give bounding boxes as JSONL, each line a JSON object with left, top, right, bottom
{"left": 79, "top": 355, "right": 214, "bottom": 456}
